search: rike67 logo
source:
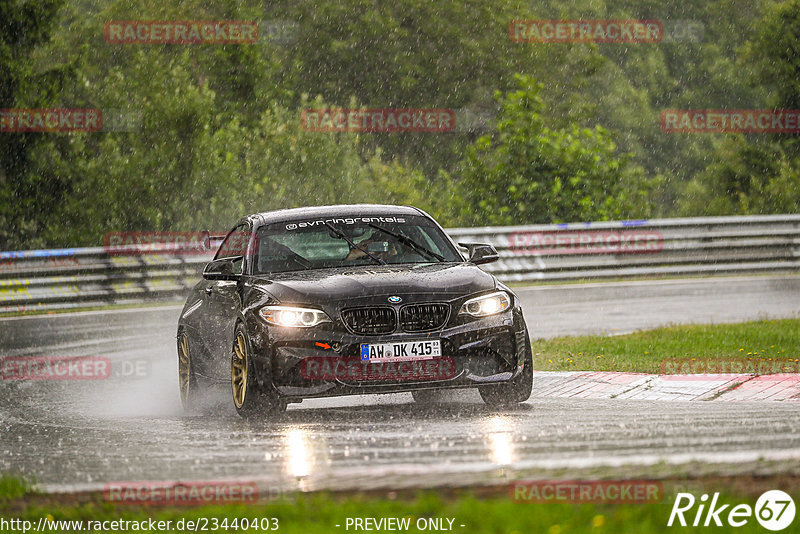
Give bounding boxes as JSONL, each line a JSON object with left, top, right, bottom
{"left": 668, "top": 490, "right": 795, "bottom": 531}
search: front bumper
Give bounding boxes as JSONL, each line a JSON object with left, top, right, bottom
{"left": 245, "top": 309, "right": 528, "bottom": 399}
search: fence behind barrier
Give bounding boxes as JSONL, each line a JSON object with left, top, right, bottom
{"left": 1, "top": 214, "right": 799, "bottom": 312}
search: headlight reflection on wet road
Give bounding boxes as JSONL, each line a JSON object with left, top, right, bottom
{"left": 284, "top": 427, "right": 313, "bottom": 483}
{"left": 485, "top": 415, "right": 515, "bottom": 467}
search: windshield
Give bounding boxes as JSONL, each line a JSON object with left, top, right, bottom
{"left": 253, "top": 215, "right": 461, "bottom": 274}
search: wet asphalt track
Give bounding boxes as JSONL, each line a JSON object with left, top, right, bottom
{"left": 1, "top": 275, "right": 799, "bottom": 493}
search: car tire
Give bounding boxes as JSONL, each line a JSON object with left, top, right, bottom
{"left": 231, "top": 323, "right": 286, "bottom": 418}
{"left": 177, "top": 330, "right": 199, "bottom": 410}
{"left": 478, "top": 328, "right": 533, "bottom": 406}
{"left": 411, "top": 389, "right": 445, "bottom": 404}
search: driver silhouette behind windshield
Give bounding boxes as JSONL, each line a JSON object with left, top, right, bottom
{"left": 344, "top": 230, "right": 398, "bottom": 262}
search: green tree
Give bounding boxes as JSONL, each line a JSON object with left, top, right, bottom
{"left": 681, "top": 0, "right": 800, "bottom": 215}
{"left": 451, "top": 75, "right": 649, "bottom": 226}
{"left": 0, "top": 0, "right": 71, "bottom": 249}
{"left": 749, "top": 0, "right": 800, "bottom": 111}
{"left": 8, "top": 0, "right": 432, "bottom": 246}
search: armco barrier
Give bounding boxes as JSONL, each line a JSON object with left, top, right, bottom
{"left": 1, "top": 214, "right": 799, "bottom": 312}
{"left": 448, "top": 214, "right": 800, "bottom": 283}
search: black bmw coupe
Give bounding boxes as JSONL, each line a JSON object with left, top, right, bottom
{"left": 177, "top": 204, "right": 533, "bottom": 416}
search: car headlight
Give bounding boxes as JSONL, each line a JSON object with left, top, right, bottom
{"left": 259, "top": 306, "right": 331, "bottom": 327}
{"left": 458, "top": 291, "right": 511, "bottom": 318}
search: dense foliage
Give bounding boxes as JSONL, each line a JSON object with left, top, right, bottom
{"left": 1, "top": 0, "right": 797, "bottom": 249}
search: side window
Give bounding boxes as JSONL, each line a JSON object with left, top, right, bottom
{"left": 215, "top": 224, "right": 251, "bottom": 274}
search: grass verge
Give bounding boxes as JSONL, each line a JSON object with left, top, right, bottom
{"left": 533, "top": 318, "right": 800, "bottom": 373}
{"left": 2, "top": 475, "right": 798, "bottom": 534}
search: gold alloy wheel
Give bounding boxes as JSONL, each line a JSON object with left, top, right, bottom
{"left": 231, "top": 331, "right": 249, "bottom": 409}
{"left": 178, "top": 333, "right": 191, "bottom": 405}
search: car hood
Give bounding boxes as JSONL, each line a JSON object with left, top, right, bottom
{"left": 251, "top": 262, "right": 496, "bottom": 305}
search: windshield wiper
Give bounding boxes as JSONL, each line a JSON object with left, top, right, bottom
{"left": 366, "top": 222, "right": 445, "bottom": 262}
{"left": 323, "top": 221, "right": 386, "bottom": 266}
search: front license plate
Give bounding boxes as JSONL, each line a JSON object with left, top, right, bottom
{"left": 360, "top": 340, "right": 441, "bottom": 362}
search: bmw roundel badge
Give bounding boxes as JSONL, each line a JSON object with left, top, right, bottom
{"left": 388, "top": 296, "right": 402, "bottom": 303}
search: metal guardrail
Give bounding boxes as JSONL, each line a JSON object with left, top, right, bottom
{"left": 449, "top": 214, "right": 800, "bottom": 283}
{"left": 1, "top": 214, "right": 799, "bottom": 313}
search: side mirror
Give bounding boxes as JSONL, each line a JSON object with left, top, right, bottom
{"left": 203, "top": 257, "right": 242, "bottom": 281}
{"left": 459, "top": 243, "right": 499, "bottom": 265}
